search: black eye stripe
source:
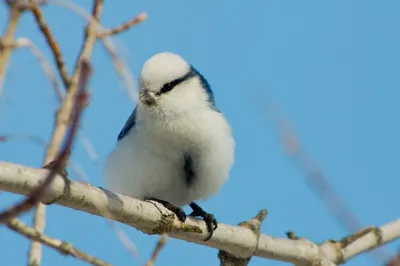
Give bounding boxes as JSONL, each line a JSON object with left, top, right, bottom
{"left": 156, "top": 69, "right": 196, "bottom": 95}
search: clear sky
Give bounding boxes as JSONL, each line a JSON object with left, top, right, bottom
{"left": 0, "top": 1, "right": 399, "bottom": 265}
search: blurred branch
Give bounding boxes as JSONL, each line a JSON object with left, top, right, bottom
{"left": 97, "top": 12, "right": 147, "bottom": 38}
{"left": 0, "top": 0, "right": 24, "bottom": 94}
{"left": 387, "top": 253, "right": 400, "bottom": 266}
{"left": 144, "top": 234, "right": 168, "bottom": 266}
{"left": 1, "top": 161, "right": 399, "bottom": 266}
{"left": 7, "top": 217, "right": 110, "bottom": 266}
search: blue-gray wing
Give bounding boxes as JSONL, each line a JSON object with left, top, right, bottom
{"left": 117, "top": 107, "right": 137, "bottom": 141}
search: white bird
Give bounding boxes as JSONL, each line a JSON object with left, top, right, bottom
{"left": 103, "top": 52, "right": 235, "bottom": 240}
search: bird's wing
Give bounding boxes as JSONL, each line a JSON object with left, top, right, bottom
{"left": 117, "top": 107, "right": 138, "bottom": 141}
{"left": 190, "top": 65, "right": 220, "bottom": 113}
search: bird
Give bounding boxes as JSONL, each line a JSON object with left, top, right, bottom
{"left": 103, "top": 52, "right": 235, "bottom": 240}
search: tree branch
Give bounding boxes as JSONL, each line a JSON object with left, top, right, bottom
{"left": 144, "top": 234, "right": 167, "bottom": 266}
{"left": 0, "top": 161, "right": 398, "bottom": 265}
{"left": 97, "top": 12, "right": 147, "bottom": 38}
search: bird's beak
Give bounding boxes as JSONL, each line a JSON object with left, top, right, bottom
{"left": 140, "top": 90, "right": 156, "bottom": 106}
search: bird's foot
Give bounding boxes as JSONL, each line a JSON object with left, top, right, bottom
{"left": 189, "top": 202, "right": 218, "bottom": 241}
{"left": 147, "top": 198, "right": 187, "bottom": 222}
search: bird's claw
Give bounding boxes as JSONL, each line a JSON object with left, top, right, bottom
{"left": 147, "top": 198, "right": 187, "bottom": 222}
{"left": 175, "top": 208, "right": 187, "bottom": 222}
{"left": 189, "top": 202, "right": 218, "bottom": 241}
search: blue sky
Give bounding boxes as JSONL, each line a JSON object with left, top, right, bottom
{"left": 0, "top": 0, "right": 399, "bottom": 265}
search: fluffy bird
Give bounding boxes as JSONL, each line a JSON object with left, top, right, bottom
{"left": 103, "top": 52, "right": 235, "bottom": 240}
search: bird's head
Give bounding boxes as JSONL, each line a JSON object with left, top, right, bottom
{"left": 138, "top": 52, "right": 217, "bottom": 117}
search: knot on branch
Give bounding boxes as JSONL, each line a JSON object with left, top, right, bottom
{"left": 218, "top": 209, "right": 268, "bottom": 266}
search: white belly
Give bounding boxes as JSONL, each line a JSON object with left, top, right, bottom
{"left": 103, "top": 110, "right": 234, "bottom": 206}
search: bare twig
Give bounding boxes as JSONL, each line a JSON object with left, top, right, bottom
{"left": 27, "top": 0, "right": 70, "bottom": 87}
{"left": 0, "top": 0, "right": 24, "bottom": 94}
{"left": 1, "top": 162, "right": 399, "bottom": 265}
{"left": 7, "top": 217, "right": 110, "bottom": 266}
{"left": 144, "top": 234, "right": 168, "bottom": 266}
{"left": 97, "top": 12, "right": 147, "bottom": 38}
{"left": 0, "top": 59, "right": 91, "bottom": 224}
{"left": 0, "top": 133, "right": 48, "bottom": 147}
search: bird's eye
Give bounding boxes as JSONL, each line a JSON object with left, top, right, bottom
{"left": 158, "top": 82, "right": 175, "bottom": 95}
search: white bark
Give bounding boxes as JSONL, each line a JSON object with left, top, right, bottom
{"left": 0, "top": 161, "right": 398, "bottom": 265}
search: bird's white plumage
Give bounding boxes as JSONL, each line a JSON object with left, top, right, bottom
{"left": 103, "top": 52, "right": 235, "bottom": 206}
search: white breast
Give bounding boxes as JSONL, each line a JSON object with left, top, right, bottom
{"left": 103, "top": 107, "right": 235, "bottom": 206}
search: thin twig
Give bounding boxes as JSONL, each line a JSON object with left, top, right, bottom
{"left": 27, "top": 0, "right": 70, "bottom": 87}
{"left": 7, "top": 217, "right": 110, "bottom": 266}
{"left": 144, "top": 234, "right": 168, "bottom": 266}
{"left": 97, "top": 12, "right": 147, "bottom": 38}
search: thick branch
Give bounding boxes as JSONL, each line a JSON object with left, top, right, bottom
{"left": 0, "top": 161, "right": 398, "bottom": 265}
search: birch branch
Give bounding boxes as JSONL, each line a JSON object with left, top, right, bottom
{"left": 0, "top": 161, "right": 398, "bottom": 265}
